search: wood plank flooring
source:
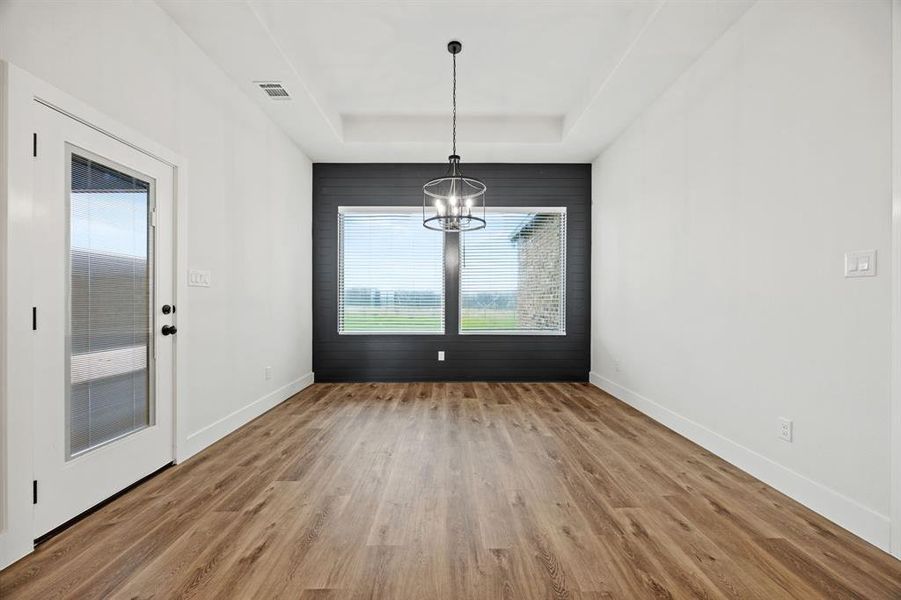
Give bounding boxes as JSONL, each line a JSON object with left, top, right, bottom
{"left": 2, "top": 382, "right": 899, "bottom": 599}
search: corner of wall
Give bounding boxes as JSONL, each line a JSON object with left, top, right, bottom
{"left": 889, "top": 0, "right": 901, "bottom": 560}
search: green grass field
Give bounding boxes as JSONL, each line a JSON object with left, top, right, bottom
{"left": 460, "top": 312, "right": 517, "bottom": 330}
{"left": 342, "top": 312, "right": 442, "bottom": 332}
{"left": 342, "top": 309, "right": 517, "bottom": 332}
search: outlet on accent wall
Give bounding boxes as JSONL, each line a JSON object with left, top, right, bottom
{"left": 438, "top": 351, "right": 445, "bottom": 361}
{"left": 264, "top": 366, "right": 272, "bottom": 381}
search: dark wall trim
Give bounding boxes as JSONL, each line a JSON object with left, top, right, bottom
{"left": 313, "top": 163, "right": 591, "bottom": 382}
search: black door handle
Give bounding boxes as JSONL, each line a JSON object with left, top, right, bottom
{"left": 162, "top": 325, "right": 177, "bottom": 336}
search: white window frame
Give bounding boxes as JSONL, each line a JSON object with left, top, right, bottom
{"left": 458, "top": 206, "right": 567, "bottom": 336}
{"left": 337, "top": 206, "right": 446, "bottom": 335}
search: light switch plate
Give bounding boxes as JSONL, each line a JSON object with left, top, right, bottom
{"left": 188, "top": 269, "right": 212, "bottom": 287}
{"left": 845, "top": 250, "right": 876, "bottom": 278}
{"left": 438, "top": 351, "right": 445, "bottom": 361}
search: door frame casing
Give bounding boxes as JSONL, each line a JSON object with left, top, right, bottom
{"left": 0, "top": 61, "right": 190, "bottom": 569}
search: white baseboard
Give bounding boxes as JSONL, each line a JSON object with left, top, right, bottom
{"left": 177, "top": 372, "right": 315, "bottom": 462}
{"left": 589, "top": 372, "right": 892, "bottom": 552}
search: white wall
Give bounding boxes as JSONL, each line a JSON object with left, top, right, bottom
{"left": 591, "top": 0, "right": 893, "bottom": 550}
{"left": 0, "top": 0, "right": 312, "bottom": 565}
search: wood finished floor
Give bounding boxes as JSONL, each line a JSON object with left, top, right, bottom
{"left": 2, "top": 382, "right": 899, "bottom": 599}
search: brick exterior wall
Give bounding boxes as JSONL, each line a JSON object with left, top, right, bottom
{"left": 515, "top": 215, "right": 564, "bottom": 331}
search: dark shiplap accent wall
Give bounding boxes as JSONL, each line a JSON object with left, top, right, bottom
{"left": 313, "top": 163, "right": 591, "bottom": 382}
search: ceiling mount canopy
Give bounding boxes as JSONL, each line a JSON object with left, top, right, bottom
{"left": 423, "top": 40, "right": 486, "bottom": 232}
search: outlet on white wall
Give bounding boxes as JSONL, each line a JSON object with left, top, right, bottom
{"left": 264, "top": 366, "right": 272, "bottom": 381}
{"left": 438, "top": 351, "right": 445, "bottom": 361}
{"left": 778, "top": 417, "right": 793, "bottom": 442}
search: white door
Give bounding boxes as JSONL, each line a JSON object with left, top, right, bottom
{"left": 32, "top": 102, "right": 176, "bottom": 537}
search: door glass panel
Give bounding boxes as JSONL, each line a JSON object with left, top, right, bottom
{"left": 69, "top": 152, "right": 153, "bottom": 457}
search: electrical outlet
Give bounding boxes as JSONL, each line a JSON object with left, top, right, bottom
{"left": 438, "top": 351, "right": 445, "bottom": 361}
{"left": 264, "top": 366, "right": 272, "bottom": 381}
{"left": 778, "top": 417, "right": 793, "bottom": 442}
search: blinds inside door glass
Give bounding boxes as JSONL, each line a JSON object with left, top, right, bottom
{"left": 338, "top": 209, "right": 445, "bottom": 334}
{"left": 70, "top": 153, "right": 153, "bottom": 457}
{"left": 460, "top": 210, "right": 566, "bottom": 334}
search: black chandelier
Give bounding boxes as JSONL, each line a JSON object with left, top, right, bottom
{"left": 423, "top": 40, "right": 486, "bottom": 232}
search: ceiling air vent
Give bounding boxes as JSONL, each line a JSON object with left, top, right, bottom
{"left": 256, "top": 81, "right": 290, "bottom": 100}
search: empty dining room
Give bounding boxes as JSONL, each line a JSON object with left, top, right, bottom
{"left": 1, "top": 0, "right": 900, "bottom": 598}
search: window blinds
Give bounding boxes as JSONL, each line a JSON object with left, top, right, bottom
{"left": 459, "top": 209, "right": 566, "bottom": 335}
{"left": 338, "top": 208, "right": 445, "bottom": 334}
{"left": 70, "top": 153, "right": 152, "bottom": 457}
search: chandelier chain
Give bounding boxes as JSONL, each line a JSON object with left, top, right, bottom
{"left": 452, "top": 51, "right": 456, "bottom": 157}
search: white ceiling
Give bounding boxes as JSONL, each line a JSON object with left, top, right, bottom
{"left": 156, "top": 0, "right": 754, "bottom": 162}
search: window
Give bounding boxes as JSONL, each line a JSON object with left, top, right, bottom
{"left": 338, "top": 207, "right": 445, "bottom": 334}
{"left": 69, "top": 152, "right": 153, "bottom": 456}
{"left": 459, "top": 208, "right": 566, "bottom": 335}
